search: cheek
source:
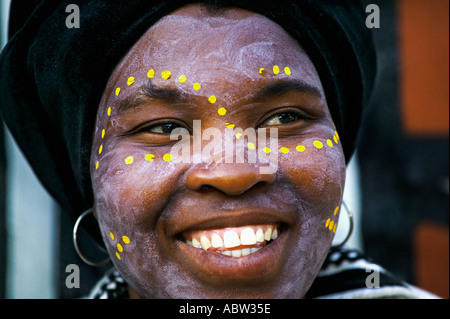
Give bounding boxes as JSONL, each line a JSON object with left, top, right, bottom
{"left": 274, "top": 133, "right": 345, "bottom": 292}
{"left": 278, "top": 129, "right": 345, "bottom": 199}
{"left": 277, "top": 131, "right": 346, "bottom": 239}
{"left": 91, "top": 143, "right": 186, "bottom": 296}
{"left": 91, "top": 141, "right": 181, "bottom": 249}
{"left": 92, "top": 143, "right": 183, "bottom": 221}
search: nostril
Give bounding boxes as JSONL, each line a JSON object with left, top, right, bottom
{"left": 196, "top": 185, "right": 220, "bottom": 194}
{"left": 195, "top": 183, "right": 268, "bottom": 196}
{"left": 186, "top": 165, "right": 275, "bottom": 196}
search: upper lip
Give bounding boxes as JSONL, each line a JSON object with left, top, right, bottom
{"left": 165, "top": 206, "right": 296, "bottom": 238}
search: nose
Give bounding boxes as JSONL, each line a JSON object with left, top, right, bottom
{"left": 186, "top": 164, "right": 276, "bottom": 196}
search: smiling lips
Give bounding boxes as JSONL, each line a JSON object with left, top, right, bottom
{"left": 182, "top": 224, "right": 279, "bottom": 258}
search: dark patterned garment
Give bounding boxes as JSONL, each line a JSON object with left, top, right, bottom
{"left": 305, "top": 248, "right": 437, "bottom": 298}
{"left": 88, "top": 268, "right": 129, "bottom": 299}
{"left": 87, "top": 248, "right": 438, "bottom": 299}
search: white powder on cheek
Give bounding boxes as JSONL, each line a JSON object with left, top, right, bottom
{"left": 278, "top": 133, "right": 346, "bottom": 203}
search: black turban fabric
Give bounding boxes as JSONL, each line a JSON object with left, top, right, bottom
{"left": 0, "top": 0, "right": 376, "bottom": 220}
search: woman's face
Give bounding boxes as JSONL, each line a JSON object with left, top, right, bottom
{"left": 90, "top": 4, "right": 346, "bottom": 298}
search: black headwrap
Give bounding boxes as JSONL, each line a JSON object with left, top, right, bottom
{"left": 0, "top": 0, "right": 376, "bottom": 220}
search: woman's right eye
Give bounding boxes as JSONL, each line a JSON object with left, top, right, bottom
{"left": 147, "top": 123, "right": 182, "bottom": 134}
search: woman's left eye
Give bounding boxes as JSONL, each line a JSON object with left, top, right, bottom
{"left": 147, "top": 123, "right": 182, "bottom": 134}
{"left": 261, "top": 112, "right": 302, "bottom": 127}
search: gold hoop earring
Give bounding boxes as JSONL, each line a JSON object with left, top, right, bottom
{"left": 331, "top": 201, "right": 354, "bottom": 249}
{"left": 73, "top": 208, "right": 110, "bottom": 267}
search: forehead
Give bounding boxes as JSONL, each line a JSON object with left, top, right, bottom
{"left": 142, "top": 11, "right": 297, "bottom": 65}
{"left": 105, "top": 5, "right": 322, "bottom": 102}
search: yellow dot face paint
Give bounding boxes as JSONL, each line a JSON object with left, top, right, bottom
{"left": 333, "top": 131, "right": 339, "bottom": 144}
{"left": 163, "top": 154, "right": 172, "bottom": 162}
{"left": 334, "top": 206, "right": 339, "bottom": 215}
{"left": 217, "top": 107, "right": 227, "bottom": 116}
{"left": 161, "top": 70, "right": 171, "bottom": 80}
{"left": 147, "top": 69, "right": 155, "bottom": 78}
{"left": 125, "top": 156, "right": 134, "bottom": 165}
{"left": 273, "top": 65, "right": 280, "bottom": 74}
{"left": 103, "top": 66, "right": 338, "bottom": 182}
{"left": 104, "top": 65, "right": 340, "bottom": 208}
{"left": 95, "top": 161, "right": 99, "bottom": 170}
{"left": 208, "top": 95, "right": 217, "bottom": 104}
{"left": 329, "top": 220, "right": 334, "bottom": 231}
{"left": 327, "top": 139, "right": 333, "bottom": 147}
{"left": 325, "top": 205, "right": 340, "bottom": 233}
{"left": 108, "top": 233, "right": 131, "bottom": 261}
{"left": 284, "top": 67, "right": 291, "bottom": 75}
{"left": 127, "top": 76, "right": 135, "bottom": 86}
{"left": 313, "top": 140, "right": 323, "bottom": 149}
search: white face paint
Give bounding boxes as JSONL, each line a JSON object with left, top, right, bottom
{"left": 90, "top": 4, "right": 346, "bottom": 299}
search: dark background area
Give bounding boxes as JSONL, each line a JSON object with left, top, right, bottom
{"left": 359, "top": 0, "right": 448, "bottom": 297}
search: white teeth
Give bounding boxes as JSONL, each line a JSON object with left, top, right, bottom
{"left": 271, "top": 229, "right": 278, "bottom": 240}
{"left": 256, "top": 228, "right": 264, "bottom": 242}
{"left": 185, "top": 225, "right": 280, "bottom": 258}
{"left": 240, "top": 227, "right": 257, "bottom": 245}
{"left": 188, "top": 245, "right": 265, "bottom": 257}
{"left": 200, "top": 235, "right": 211, "bottom": 250}
{"left": 264, "top": 228, "right": 272, "bottom": 241}
{"left": 222, "top": 247, "right": 257, "bottom": 257}
{"left": 241, "top": 248, "right": 251, "bottom": 256}
{"left": 211, "top": 233, "right": 223, "bottom": 248}
{"left": 231, "top": 250, "right": 242, "bottom": 257}
{"left": 223, "top": 230, "right": 241, "bottom": 248}
{"left": 192, "top": 238, "right": 201, "bottom": 248}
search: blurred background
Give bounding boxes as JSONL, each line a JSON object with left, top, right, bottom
{"left": 0, "top": 0, "right": 448, "bottom": 298}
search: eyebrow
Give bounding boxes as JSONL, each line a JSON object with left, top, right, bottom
{"left": 251, "top": 79, "right": 322, "bottom": 100}
{"left": 117, "top": 78, "right": 322, "bottom": 114}
{"left": 117, "top": 80, "right": 190, "bottom": 114}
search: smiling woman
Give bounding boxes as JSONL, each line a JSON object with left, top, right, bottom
{"left": 88, "top": 6, "right": 346, "bottom": 298}
{"left": 0, "top": 0, "right": 438, "bottom": 299}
